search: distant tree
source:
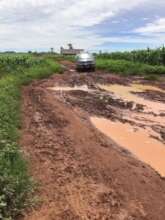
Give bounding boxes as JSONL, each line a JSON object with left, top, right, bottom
{"left": 5, "top": 51, "right": 16, "bottom": 53}
{"left": 161, "top": 45, "right": 165, "bottom": 65}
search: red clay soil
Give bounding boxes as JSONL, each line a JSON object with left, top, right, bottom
{"left": 20, "top": 64, "right": 165, "bottom": 220}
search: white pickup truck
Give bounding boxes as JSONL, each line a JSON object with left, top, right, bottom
{"left": 76, "top": 52, "right": 96, "bottom": 72}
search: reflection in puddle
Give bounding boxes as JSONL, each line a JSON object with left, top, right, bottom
{"left": 48, "top": 85, "right": 91, "bottom": 92}
{"left": 98, "top": 84, "right": 165, "bottom": 115}
{"left": 91, "top": 117, "right": 165, "bottom": 177}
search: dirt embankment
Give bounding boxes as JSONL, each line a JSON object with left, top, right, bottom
{"left": 21, "top": 62, "right": 165, "bottom": 220}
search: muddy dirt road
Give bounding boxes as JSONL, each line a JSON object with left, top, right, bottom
{"left": 21, "top": 61, "right": 165, "bottom": 220}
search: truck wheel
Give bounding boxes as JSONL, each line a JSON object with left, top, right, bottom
{"left": 91, "top": 67, "right": 96, "bottom": 72}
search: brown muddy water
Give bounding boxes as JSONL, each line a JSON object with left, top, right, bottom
{"left": 48, "top": 85, "right": 92, "bottom": 92}
{"left": 98, "top": 84, "right": 165, "bottom": 115}
{"left": 92, "top": 83, "right": 165, "bottom": 177}
{"left": 91, "top": 117, "right": 165, "bottom": 177}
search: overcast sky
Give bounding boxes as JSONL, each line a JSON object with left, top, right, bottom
{"left": 0, "top": 0, "right": 165, "bottom": 52}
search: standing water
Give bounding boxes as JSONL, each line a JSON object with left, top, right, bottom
{"left": 91, "top": 83, "right": 165, "bottom": 177}
{"left": 91, "top": 117, "right": 165, "bottom": 177}
{"left": 98, "top": 84, "right": 165, "bottom": 115}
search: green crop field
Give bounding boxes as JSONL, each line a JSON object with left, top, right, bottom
{"left": 97, "top": 47, "right": 165, "bottom": 66}
{"left": 0, "top": 54, "right": 61, "bottom": 219}
{"left": 96, "top": 47, "right": 165, "bottom": 79}
{"left": 96, "top": 58, "right": 165, "bottom": 77}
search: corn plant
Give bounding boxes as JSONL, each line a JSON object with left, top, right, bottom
{"left": 97, "top": 46, "right": 165, "bottom": 66}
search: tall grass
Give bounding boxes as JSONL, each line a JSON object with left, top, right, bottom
{"left": 0, "top": 55, "right": 61, "bottom": 219}
{"left": 96, "top": 58, "right": 165, "bottom": 77}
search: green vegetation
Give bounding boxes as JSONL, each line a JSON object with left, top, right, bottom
{"left": 96, "top": 47, "right": 165, "bottom": 78}
{"left": 97, "top": 47, "right": 165, "bottom": 66}
{"left": 96, "top": 58, "right": 165, "bottom": 77}
{"left": 0, "top": 54, "right": 45, "bottom": 78}
{"left": 55, "top": 54, "right": 76, "bottom": 62}
{"left": 0, "top": 54, "right": 61, "bottom": 219}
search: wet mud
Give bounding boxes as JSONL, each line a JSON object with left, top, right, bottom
{"left": 21, "top": 61, "right": 165, "bottom": 220}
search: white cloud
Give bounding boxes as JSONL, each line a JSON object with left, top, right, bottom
{"left": 132, "top": 17, "right": 165, "bottom": 46}
{"left": 0, "top": 0, "right": 162, "bottom": 51}
{"left": 135, "top": 17, "right": 165, "bottom": 34}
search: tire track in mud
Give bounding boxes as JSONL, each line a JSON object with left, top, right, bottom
{"left": 21, "top": 63, "right": 165, "bottom": 220}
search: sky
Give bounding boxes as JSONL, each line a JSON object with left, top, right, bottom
{"left": 0, "top": 0, "right": 164, "bottom": 52}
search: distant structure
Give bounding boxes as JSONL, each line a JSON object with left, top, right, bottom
{"left": 50, "top": 47, "right": 54, "bottom": 53}
{"left": 60, "top": 44, "right": 84, "bottom": 55}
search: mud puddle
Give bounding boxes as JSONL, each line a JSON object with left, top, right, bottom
{"left": 123, "top": 111, "right": 165, "bottom": 130}
{"left": 92, "top": 83, "right": 165, "bottom": 176}
{"left": 47, "top": 85, "right": 92, "bottom": 92}
{"left": 98, "top": 84, "right": 165, "bottom": 115}
{"left": 91, "top": 117, "right": 165, "bottom": 177}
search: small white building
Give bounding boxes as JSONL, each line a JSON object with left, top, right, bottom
{"left": 60, "top": 44, "right": 84, "bottom": 55}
